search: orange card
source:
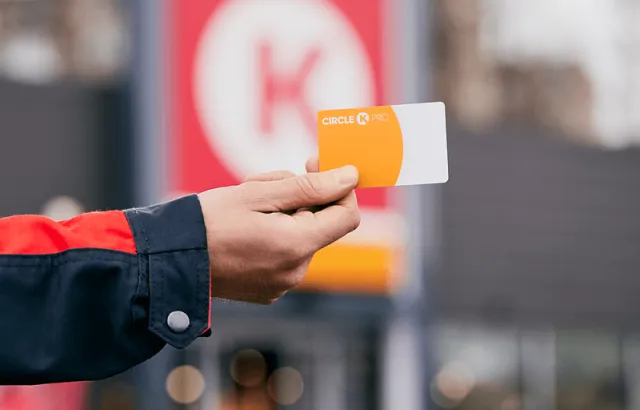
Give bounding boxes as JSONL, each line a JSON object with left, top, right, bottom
{"left": 318, "top": 102, "right": 449, "bottom": 188}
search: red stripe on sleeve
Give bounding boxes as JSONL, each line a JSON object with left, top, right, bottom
{"left": 205, "top": 284, "right": 211, "bottom": 334}
{"left": 0, "top": 211, "right": 136, "bottom": 255}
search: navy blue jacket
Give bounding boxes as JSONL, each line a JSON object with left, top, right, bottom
{"left": 0, "top": 194, "right": 211, "bottom": 385}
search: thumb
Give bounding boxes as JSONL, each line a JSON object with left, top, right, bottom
{"left": 249, "top": 165, "right": 359, "bottom": 212}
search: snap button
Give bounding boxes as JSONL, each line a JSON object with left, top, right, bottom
{"left": 167, "top": 311, "right": 190, "bottom": 333}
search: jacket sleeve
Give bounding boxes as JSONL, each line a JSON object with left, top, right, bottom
{"left": 0, "top": 194, "right": 212, "bottom": 385}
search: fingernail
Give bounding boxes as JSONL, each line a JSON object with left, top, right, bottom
{"left": 336, "top": 165, "right": 359, "bottom": 185}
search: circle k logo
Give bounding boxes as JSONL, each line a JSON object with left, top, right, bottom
{"left": 356, "top": 112, "right": 369, "bottom": 125}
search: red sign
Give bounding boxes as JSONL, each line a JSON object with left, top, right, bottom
{"left": 167, "top": 0, "right": 403, "bottom": 293}
{"left": 0, "top": 383, "right": 86, "bottom": 410}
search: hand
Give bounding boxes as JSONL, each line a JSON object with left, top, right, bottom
{"left": 198, "top": 157, "right": 360, "bottom": 304}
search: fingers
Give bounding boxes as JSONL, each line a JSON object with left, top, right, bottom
{"left": 305, "top": 156, "right": 319, "bottom": 173}
{"left": 246, "top": 157, "right": 317, "bottom": 182}
{"left": 294, "top": 189, "right": 360, "bottom": 249}
{"left": 247, "top": 165, "right": 359, "bottom": 212}
{"left": 302, "top": 156, "right": 322, "bottom": 213}
{"left": 245, "top": 170, "right": 296, "bottom": 182}
{"left": 247, "top": 157, "right": 318, "bottom": 182}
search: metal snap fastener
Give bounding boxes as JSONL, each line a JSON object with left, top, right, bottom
{"left": 167, "top": 311, "right": 190, "bottom": 333}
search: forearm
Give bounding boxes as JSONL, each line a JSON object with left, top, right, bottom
{"left": 0, "top": 195, "right": 211, "bottom": 385}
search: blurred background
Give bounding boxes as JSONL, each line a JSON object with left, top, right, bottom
{"left": 0, "top": 0, "right": 639, "bottom": 409}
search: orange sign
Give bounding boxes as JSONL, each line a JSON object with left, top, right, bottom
{"left": 167, "top": 0, "right": 403, "bottom": 294}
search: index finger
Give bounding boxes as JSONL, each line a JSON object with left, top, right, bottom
{"left": 245, "top": 170, "right": 296, "bottom": 182}
{"left": 293, "top": 189, "right": 360, "bottom": 249}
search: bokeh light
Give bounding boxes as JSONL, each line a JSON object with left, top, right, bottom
{"left": 267, "top": 367, "right": 304, "bottom": 405}
{"left": 435, "top": 361, "right": 476, "bottom": 402}
{"left": 41, "top": 196, "right": 84, "bottom": 221}
{"left": 165, "top": 365, "right": 205, "bottom": 404}
{"left": 230, "top": 349, "right": 268, "bottom": 387}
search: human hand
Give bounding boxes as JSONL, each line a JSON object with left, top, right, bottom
{"left": 198, "top": 157, "right": 360, "bottom": 304}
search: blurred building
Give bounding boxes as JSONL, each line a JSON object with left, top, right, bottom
{"left": 0, "top": 1, "right": 134, "bottom": 406}
{"left": 433, "top": 0, "right": 640, "bottom": 149}
{"left": 0, "top": 0, "right": 128, "bottom": 84}
{"left": 429, "top": 2, "right": 640, "bottom": 410}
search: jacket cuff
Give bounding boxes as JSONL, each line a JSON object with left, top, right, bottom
{"left": 124, "top": 194, "right": 212, "bottom": 349}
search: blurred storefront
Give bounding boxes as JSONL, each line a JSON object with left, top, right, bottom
{"left": 427, "top": 1, "right": 640, "bottom": 410}
{"left": 0, "top": 0, "right": 134, "bottom": 409}
{"left": 0, "top": 0, "right": 133, "bottom": 217}
{"left": 428, "top": 324, "right": 632, "bottom": 410}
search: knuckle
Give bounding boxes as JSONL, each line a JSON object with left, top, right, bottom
{"left": 296, "top": 175, "right": 323, "bottom": 201}
{"left": 295, "top": 243, "right": 314, "bottom": 262}
{"left": 279, "top": 247, "right": 307, "bottom": 268}
{"left": 279, "top": 269, "right": 306, "bottom": 291}
{"left": 284, "top": 246, "right": 303, "bottom": 261}
{"left": 290, "top": 267, "right": 307, "bottom": 287}
{"left": 346, "top": 208, "right": 362, "bottom": 232}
